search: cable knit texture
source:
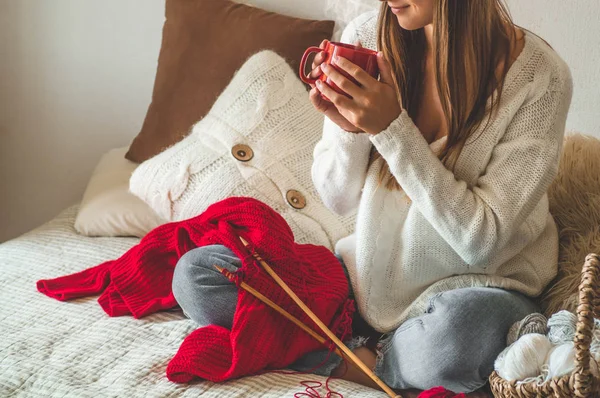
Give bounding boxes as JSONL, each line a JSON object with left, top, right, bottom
{"left": 312, "top": 11, "right": 573, "bottom": 332}
{"left": 37, "top": 197, "right": 354, "bottom": 382}
{"left": 130, "top": 51, "right": 355, "bottom": 251}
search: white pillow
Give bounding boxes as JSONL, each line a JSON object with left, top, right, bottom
{"left": 130, "top": 50, "right": 355, "bottom": 250}
{"left": 236, "top": 0, "right": 379, "bottom": 40}
{"left": 75, "top": 147, "right": 165, "bottom": 238}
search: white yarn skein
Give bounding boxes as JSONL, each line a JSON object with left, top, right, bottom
{"left": 494, "top": 333, "right": 553, "bottom": 381}
{"left": 545, "top": 342, "right": 576, "bottom": 380}
{"left": 545, "top": 341, "right": 600, "bottom": 380}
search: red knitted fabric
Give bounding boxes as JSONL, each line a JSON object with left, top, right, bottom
{"left": 37, "top": 197, "right": 354, "bottom": 382}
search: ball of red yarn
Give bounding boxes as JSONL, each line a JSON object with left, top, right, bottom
{"left": 417, "top": 386, "right": 467, "bottom": 398}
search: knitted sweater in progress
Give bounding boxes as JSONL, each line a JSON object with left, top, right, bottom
{"left": 312, "top": 11, "right": 573, "bottom": 332}
{"left": 37, "top": 197, "right": 353, "bottom": 382}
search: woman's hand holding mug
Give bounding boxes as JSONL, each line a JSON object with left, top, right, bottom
{"left": 303, "top": 40, "right": 364, "bottom": 133}
{"left": 301, "top": 40, "right": 401, "bottom": 136}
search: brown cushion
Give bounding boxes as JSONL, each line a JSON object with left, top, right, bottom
{"left": 125, "top": 0, "right": 334, "bottom": 163}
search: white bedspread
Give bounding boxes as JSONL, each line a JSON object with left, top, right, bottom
{"left": 0, "top": 206, "right": 386, "bottom": 397}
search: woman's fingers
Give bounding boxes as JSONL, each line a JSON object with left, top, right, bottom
{"left": 312, "top": 51, "right": 327, "bottom": 68}
{"left": 333, "top": 56, "right": 377, "bottom": 88}
{"left": 309, "top": 87, "right": 328, "bottom": 112}
{"left": 321, "top": 63, "right": 363, "bottom": 98}
{"left": 315, "top": 80, "right": 357, "bottom": 112}
{"left": 309, "top": 64, "right": 324, "bottom": 80}
{"left": 309, "top": 40, "right": 330, "bottom": 79}
{"left": 310, "top": 39, "right": 330, "bottom": 74}
{"left": 309, "top": 51, "right": 328, "bottom": 79}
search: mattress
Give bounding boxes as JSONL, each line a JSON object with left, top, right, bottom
{"left": 0, "top": 206, "right": 387, "bottom": 397}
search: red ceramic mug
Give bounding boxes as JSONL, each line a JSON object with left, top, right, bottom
{"left": 299, "top": 40, "right": 379, "bottom": 101}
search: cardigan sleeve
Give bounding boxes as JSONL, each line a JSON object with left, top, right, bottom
{"left": 311, "top": 18, "right": 374, "bottom": 217}
{"left": 312, "top": 109, "right": 373, "bottom": 216}
{"left": 370, "top": 69, "right": 573, "bottom": 267}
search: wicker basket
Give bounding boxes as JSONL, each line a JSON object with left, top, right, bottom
{"left": 489, "top": 253, "right": 600, "bottom": 398}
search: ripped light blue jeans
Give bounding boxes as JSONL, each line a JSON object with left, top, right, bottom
{"left": 172, "top": 245, "right": 539, "bottom": 393}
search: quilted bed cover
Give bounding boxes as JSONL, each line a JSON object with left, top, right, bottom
{"left": 0, "top": 206, "right": 386, "bottom": 397}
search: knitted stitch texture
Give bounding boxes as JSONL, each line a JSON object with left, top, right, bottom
{"left": 312, "top": 11, "right": 573, "bottom": 332}
{"left": 130, "top": 51, "right": 355, "bottom": 251}
{"left": 37, "top": 197, "right": 354, "bottom": 382}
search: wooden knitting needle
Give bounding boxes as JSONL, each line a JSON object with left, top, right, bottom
{"left": 238, "top": 236, "right": 400, "bottom": 398}
{"left": 213, "top": 264, "right": 344, "bottom": 358}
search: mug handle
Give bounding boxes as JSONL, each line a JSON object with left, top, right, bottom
{"left": 299, "top": 46, "right": 324, "bottom": 85}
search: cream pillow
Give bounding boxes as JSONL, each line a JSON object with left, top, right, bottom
{"left": 75, "top": 147, "right": 165, "bottom": 237}
{"left": 130, "top": 50, "right": 356, "bottom": 250}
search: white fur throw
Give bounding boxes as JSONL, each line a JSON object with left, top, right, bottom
{"left": 129, "top": 51, "right": 356, "bottom": 250}
{"left": 542, "top": 133, "right": 600, "bottom": 315}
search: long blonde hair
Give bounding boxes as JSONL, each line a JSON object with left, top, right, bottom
{"left": 372, "top": 0, "right": 516, "bottom": 190}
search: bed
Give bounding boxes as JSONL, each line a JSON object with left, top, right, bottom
{"left": 0, "top": 206, "right": 387, "bottom": 397}
{"left": 9, "top": 0, "right": 595, "bottom": 396}
{"left": 0, "top": 0, "right": 395, "bottom": 395}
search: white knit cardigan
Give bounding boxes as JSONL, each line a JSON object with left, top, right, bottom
{"left": 312, "top": 11, "right": 573, "bottom": 332}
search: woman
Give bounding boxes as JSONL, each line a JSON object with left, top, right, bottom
{"left": 307, "top": 0, "right": 571, "bottom": 392}
{"left": 172, "top": 0, "right": 572, "bottom": 393}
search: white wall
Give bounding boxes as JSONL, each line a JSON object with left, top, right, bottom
{"left": 0, "top": 0, "right": 165, "bottom": 242}
{"left": 1, "top": 0, "right": 599, "bottom": 242}
{"left": 506, "top": 0, "right": 600, "bottom": 136}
